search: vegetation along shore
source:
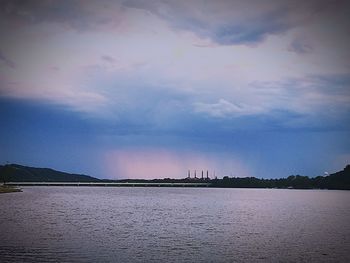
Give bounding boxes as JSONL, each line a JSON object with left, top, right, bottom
{"left": 0, "top": 185, "right": 21, "bottom": 194}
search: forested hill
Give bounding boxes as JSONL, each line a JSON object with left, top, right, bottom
{"left": 211, "top": 165, "right": 350, "bottom": 190}
{"left": 0, "top": 164, "right": 100, "bottom": 182}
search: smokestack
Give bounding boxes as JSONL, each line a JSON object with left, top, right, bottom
{"left": 201, "top": 170, "right": 204, "bottom": 179}
{"left": 206, "top": 170, "right": 209, "bottom": 179}
{"left": 194, "top": 170, "right": 197, "bottom": 178}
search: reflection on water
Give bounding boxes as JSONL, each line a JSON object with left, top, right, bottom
{"left": 1, "top": 187, "right": 350, "bottom": 262}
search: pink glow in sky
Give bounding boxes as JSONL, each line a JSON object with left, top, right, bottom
{"left": 104, "top": 148, "right": 252, "bottom": 179}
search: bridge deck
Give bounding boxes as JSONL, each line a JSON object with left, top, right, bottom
{"left": 5, "top": 182, "right": 212, "bottom": 187}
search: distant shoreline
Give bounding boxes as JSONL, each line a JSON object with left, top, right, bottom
{"left": 2, "top": 163, "right": 350, "bottom": 190}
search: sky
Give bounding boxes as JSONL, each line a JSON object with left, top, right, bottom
{"left": 0, "top": 0, "right": 349, "bottom": 179}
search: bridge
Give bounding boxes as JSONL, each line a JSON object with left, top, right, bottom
{"left": 5, "top": 182, "right": 212, "bottom": 187}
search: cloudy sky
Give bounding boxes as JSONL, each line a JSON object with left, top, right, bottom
{"left": 0, "top": 0, "right": 349, "bottom": 179}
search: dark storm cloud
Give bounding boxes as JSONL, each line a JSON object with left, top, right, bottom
{"left": 124, "top": 0, "right": 350, "bottom": 46}
{"left": 0, "top": 0, "right": 111, "bottom": 30}
{"left": 124, "top": 0, "right": 295, "bottom": 45}
{"left": 0, "top": 50, "right": 15, "bottom": 68}
{"left": 101, "top": 55, "right": 117, "bottom": 64}
{"left": 288, "top": 38, "right": 313, "bottom": 54}
{"left": 212, "top": 9, "right": 289, "bottom": 44}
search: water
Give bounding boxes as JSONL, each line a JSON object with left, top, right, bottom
{"left": 1, "top": 187, "right": 350, "bottom": 262}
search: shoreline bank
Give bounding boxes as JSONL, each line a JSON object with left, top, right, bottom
{"left": 0, "top": 185, "right": 22, "bottom": 194}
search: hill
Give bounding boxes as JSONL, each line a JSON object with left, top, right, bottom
{"left": 0, "top": 164, "right": 100, "bottom": 182}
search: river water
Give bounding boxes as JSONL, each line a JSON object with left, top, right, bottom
{"left": 1, "top": 187, "right": 350, "bottom": 262}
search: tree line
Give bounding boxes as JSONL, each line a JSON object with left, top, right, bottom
{"left": 210, "top": 165, "right": 350, "bottom": 190}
